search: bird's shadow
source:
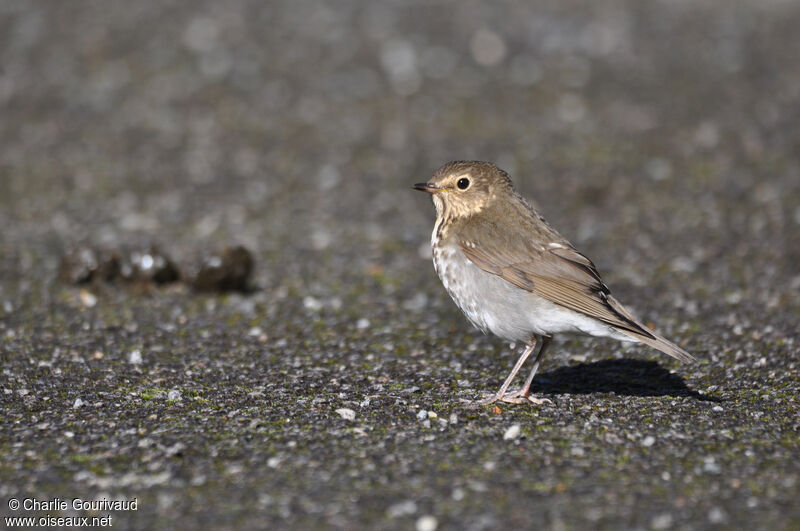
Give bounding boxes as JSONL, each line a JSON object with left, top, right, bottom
{"left": 533, "top": 359, "right": 719, "bottom": 402}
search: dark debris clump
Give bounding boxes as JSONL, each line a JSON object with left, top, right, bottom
{"left": 58, "top": 246, "right": 121, "bottom": 284}
{"left": 58, "top": 244, "right": 254, "bottom": 293}
{"left": 189, "top": 245, "right": 254, "bottom": 292}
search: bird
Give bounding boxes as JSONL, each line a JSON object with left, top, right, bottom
{"left": 413, "top": 161, "right": 695, "bottom": 405}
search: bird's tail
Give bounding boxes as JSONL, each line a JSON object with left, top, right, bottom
{"left": 607, "top": 295, "right": 696, "bottom": 363}
{"left": 627, "top": 328, "right": 696, "bottom": 363}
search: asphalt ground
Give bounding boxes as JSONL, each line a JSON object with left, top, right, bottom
{"left": 1, "top": 1, "right": 798, "bottom": 529}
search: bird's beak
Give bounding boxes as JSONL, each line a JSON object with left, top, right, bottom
{"left": 413, "top": 182, "right": 438, "bottom": 194}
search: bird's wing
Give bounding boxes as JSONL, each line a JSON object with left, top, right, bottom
{"left": 457, "top": 213, "right": 695, "bottom": 363}
{"left": 457, "top": 214, "right": 651, "bottom": 338}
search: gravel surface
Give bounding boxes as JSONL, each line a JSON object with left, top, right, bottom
{"left": 1, "top": 1, "right": 799, "bottom": 529}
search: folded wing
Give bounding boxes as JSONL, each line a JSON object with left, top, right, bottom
{"left": 457, "top": 211, "right": 695, "bottom": 363}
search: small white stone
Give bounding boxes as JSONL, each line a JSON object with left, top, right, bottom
{"left": 79, "top": 290, "right": 97, "bottom": 308}
{"left": 503, "top": 424, "right": 521, "bottom": 440}
{"left": 642, "top": 435, "right": 656, "bottom": 447}
{"left": 387, "top": 500, "right": 417, "bottom": 518}
{"left": 167, "top": 389, "right": 182, "bottom": 401}
{"left": 73, "top": 398, "right": 84, "bottom": 409}
{"left": 303, "top": 296, "right": 323, "bottom": 312}
{"left": 356, "top": 318, "right": 370, "bottom": 330}
{"left": 703, "top": 457, "right": 721, "bottom": 474}
{"left": 416, "top": 515, "right": 438, "bottom": 531}
{"left": 417, "top": 410, "right": 428, "bottom": 420}
{"left": 128, "top": 349, "right": 143, "bottom": 365}
{"left": 651, "top": 513, "right": 673, "bottom": 530}
{"left": 712, "top": 405, "right": 724, "bottom": 412}
{"left": 708, "top": 507, "right": 727, "bottom": 524}
{"left": 335, "top": 408, "right": 356, "bottom": 421}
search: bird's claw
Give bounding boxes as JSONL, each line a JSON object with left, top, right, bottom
{"left": 465, "top": 389, "right": 552, "bottom": 407}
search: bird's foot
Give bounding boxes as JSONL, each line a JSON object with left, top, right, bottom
{"left": 500, "top": 388, "right": 553, "bottom": 405}
{"left": 465, "top": 388, "right": 552, "bottom": 407}
{"left": 503, "top": 388, "right": 553, "bottom": 405}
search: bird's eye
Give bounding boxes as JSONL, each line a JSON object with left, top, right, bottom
{"left": 457, "top": 178, "right": 470, "bottom": 190}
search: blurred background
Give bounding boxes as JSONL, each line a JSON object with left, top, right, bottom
{"left": 1, "top": 1, "right": 799, "bottom": 529}
{"left": 2, "top": 0, "right": 798, "bottom": 292}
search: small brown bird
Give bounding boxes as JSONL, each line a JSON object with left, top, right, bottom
{"left": 414, "top": 161, "right": 695, "bottom": 405}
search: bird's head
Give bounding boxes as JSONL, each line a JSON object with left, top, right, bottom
{"left": 413, "top": 161, "right": 514, "bottom": 219}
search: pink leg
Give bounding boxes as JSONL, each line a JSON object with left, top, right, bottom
{"left": 506, "top": 336, "right": 551, "bottom": 401}
{"left": 474, "top": 339, "right": 538, "bottom": 406}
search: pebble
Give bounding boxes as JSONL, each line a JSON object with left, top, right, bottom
{"left": 167, "top": 389, "right": 182, "bottom": 401}
{"left": 79, "top": 289, "right": 97, "bottom": 308}
{"left": 387, "top": 500, "right": 417, "bottom": 518}
{"left": 642, "top": 435, "right": 656, "bottom": 447}
{"left": 503, "top": 424, "right": 521, "bottom": 440}
{"left": 128, "top": 349, "right": 143, "bottom": 365}
{"left": 708, "top": 507, "right": 727, "bottom": 524}
{"left": 73, "top": 398, "right": 84, "bottom": 409}
{"left": 416, "top": 515, "right": 438, "bottom": 531}
{"left": 651, "top": 513, "right": 673, "bottom": 530}
{"left": 335, "top": 408, "right": 356, "bottom": 420}
{"left": 703, "top": 457, "right": 722, "bottom": 474}
{"left": 303, "top": 296, "right": 323, "bottom": 312}
{"left": 190, "top": 245, "right": 253, "bottom": 292}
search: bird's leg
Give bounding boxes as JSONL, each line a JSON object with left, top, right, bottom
{"left": 504, "top": 336, "right": 552, "bottom": 404}
{"left": 473, "top": 340, "right": 537, "bottom": 406}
